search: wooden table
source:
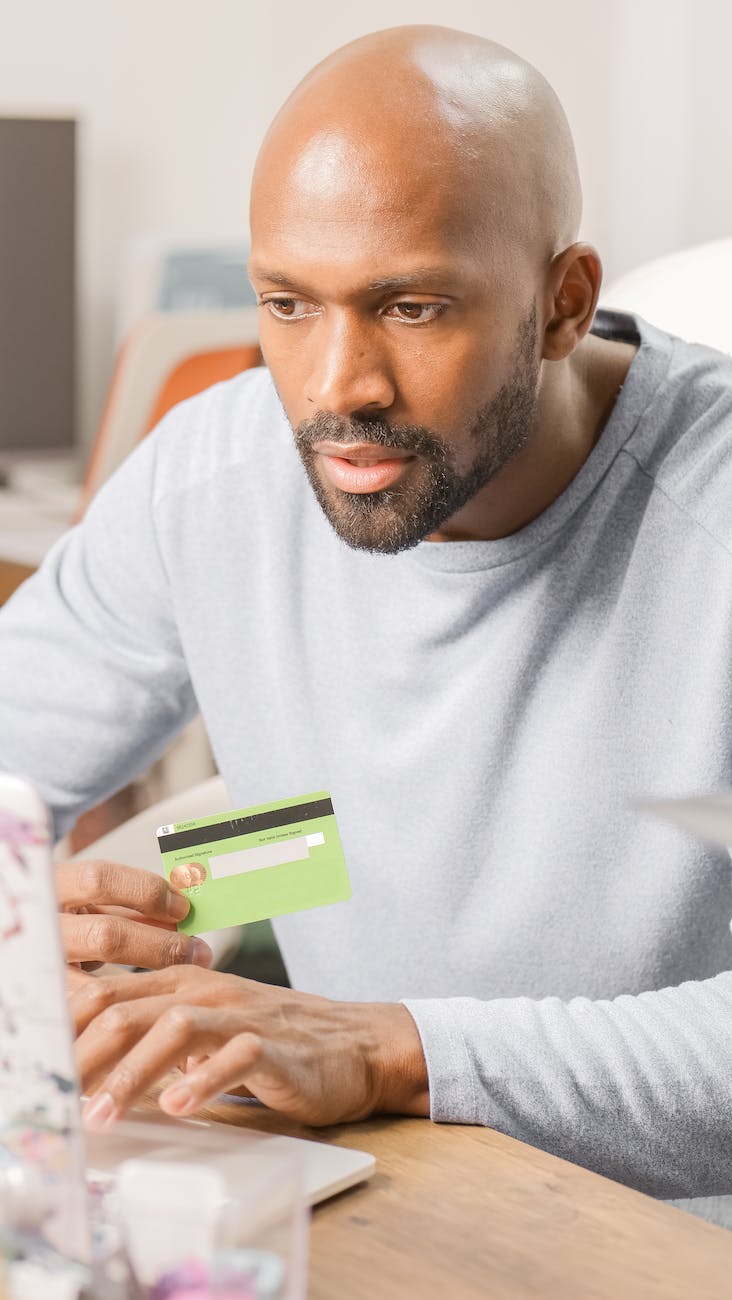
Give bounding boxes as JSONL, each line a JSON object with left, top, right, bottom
{"left": 193, "top": 1099, "right": 732, "bottom": 1299}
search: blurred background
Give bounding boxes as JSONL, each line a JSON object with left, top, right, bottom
{"left": 0, "top": 0, "right": 729, "bottom": 455}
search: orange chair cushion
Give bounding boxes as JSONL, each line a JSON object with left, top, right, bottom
{"left": 144, "top": 345, "right": 262, "bottom": 435}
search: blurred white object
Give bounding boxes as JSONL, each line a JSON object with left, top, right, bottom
{"left": 601, "top": 236, "right": 732, "bottom": 354}
{"left": 117, "top": 1160, "right": 225, "bottom": 1287}
{"left": 641, "top": 791, "right": 732, "bottom": 849}
{"left": 115, "top": 236, "right": 255, "bottom": 346}
{"left": 0, "top": 476, "right": 77, "bottom": 568}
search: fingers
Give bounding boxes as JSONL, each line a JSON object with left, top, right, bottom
{"left": 78, "top": 994, "right": 207, "bottom": 1096}
{"left": 55, "top": 858, "right": 212, "bottom": 971}
{"left": 60, "top": 911, "right": 212, "bottom": 971}
{"left": 81, "top": 1004, "right": 244, "bottom": 1128}
{"left": 76, "top": 994, "right": 172, "bottom": 1093}
{"left": 73, "top": 972, "right": 318, "bottom": 1128}
{"left": 71, "top": 971, "right": 160, "bottom": 1036}
{"left": 160, "top": 1034, "right": 263, "bottom": 1116}
{"left": 70, "top": 966, "right": 220, "bottom": 1036}
{"left": 65, "top": 965, "right": 95, "bottom": 995}
{"left": 55, "top": 859, "right": 190, "bottom": 923}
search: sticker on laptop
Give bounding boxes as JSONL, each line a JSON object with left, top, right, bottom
{"left": 157, "top": 790, "right": 351, "bottom": 935}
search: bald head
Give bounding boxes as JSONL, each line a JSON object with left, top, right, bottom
{"left": 247, "top": 27, "right": 603, "bottom": 554}
{"left": 252, "top": 25, "right": 582, "bottom": 261}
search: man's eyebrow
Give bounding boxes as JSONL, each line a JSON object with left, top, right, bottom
{"left": 365, "top": 269, "right": 455, "bottom": 292}
{"left": 248, "top": 267, "right": 298, "bottom": 288}
{"left": 248, "top": 266, "right": 458, "bottom": 293}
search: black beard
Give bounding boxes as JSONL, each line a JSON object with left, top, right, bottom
{"left": 293, "top": 306, "right": 539, "bottom": 554}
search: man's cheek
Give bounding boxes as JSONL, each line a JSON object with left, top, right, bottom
{"left": 257, "top": 351, "right": 300, "bottom": 418}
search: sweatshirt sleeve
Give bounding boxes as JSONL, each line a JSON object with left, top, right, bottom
{"left": 402, "top": 968, "right": 732, "bottom": 1198}
{"left": 0, "top": 424, "right": 197, "bottom": 840}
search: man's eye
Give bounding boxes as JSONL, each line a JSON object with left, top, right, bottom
{"left": 262, "top": 298, "right": 317, "bottom": 320}
{"left": 385, "top": 302, "right": 446, "bottom": 324}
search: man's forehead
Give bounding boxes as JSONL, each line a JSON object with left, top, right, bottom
{"left": 251, "top": 125, "right": 469, "bottom": 217}
{"left": 285, "top": 130, "right": 367, "bottom": 204}
{"left": 250, "top": 140, "right": 495, "bottom": 284}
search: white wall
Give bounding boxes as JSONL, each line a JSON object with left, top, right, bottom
{"left": 1, "top": 0, "right": 729, "bottom": 449}
{"left": 686, "top": 3, "right": 732, "bottom": 249}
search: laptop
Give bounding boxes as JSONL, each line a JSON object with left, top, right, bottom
{"left": 0, "top": 773, "right": 374, "bottom": 1268}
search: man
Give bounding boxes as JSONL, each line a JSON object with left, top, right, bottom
{"left": 2, "top": 25, "right": 732, "bottom": 1203}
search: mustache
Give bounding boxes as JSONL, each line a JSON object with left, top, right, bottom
{"left": 294, "top": 410, "right": 447, "bottom": 461}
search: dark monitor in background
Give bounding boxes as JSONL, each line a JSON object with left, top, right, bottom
{"left": 0, "top": 117, "right": 76, "bottom": 463}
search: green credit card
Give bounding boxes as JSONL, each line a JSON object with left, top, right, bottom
{"left": 156, "top": 790, "right": 351, "bottom": 936}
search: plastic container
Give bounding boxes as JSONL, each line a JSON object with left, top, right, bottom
{"left": 87, "top": 1119, "right": 308, "bottom": 1300}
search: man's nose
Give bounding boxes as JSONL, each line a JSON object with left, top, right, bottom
{"left": 304, "top": 312, "right": 396, "bottom": 415}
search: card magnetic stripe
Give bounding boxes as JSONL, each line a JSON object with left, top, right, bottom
{"left": 156, "top": 796, "right": 334, "bottom": 853}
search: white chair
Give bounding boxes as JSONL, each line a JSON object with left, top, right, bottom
{"left": 601, "top": 236, "right": 732, "bottom": 354}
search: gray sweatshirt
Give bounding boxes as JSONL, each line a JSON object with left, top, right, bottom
{"left": 2, "top": 311, "right": 732, "bottom": 1204}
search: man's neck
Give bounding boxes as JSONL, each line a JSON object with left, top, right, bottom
{"left": 425, "top": 332, "right": 638, "bottom": 543}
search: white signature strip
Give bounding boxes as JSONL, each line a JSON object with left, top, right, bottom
{"left": 208, "top": 830, "right": 325, "bottom": 879}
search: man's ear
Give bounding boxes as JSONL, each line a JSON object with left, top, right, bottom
{"left": 541, "top": 243, "right": 602, "bottom": 361}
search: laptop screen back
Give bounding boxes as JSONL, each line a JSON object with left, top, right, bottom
{"left": 0, "top": 773, "right": 89, "bottom": 1259}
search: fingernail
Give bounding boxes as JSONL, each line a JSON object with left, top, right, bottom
{"left": 189, "top": 938, "right": 213, "bottom": 968}
{"left": 83, "top": 1091, "right": 118, "bottom": 1132}
{"left": 167, "top": 890, "right": 189, "bottom": 920}
{"left": 160, "top": 1083, "right": 195, "bottom": 1114}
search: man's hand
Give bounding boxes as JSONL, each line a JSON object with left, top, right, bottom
{"left": 69, "top": 966, "right": 430, "bottom": 1129}
{"left": 57, "top": 859, "right": 212, "bottom": 970}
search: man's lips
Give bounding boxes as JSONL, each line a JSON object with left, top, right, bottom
{"left": 312, "top": 442, "right": 415, "bottom": 493}
{"left": 312, "top": 441, "right": 413, "bottom": 466}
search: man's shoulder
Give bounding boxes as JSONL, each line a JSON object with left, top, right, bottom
{"left": 148, "top": 365, "right": 290, "bottom": 502}
{"left": 624, "top": 323, "right": 732, "bottom": 554}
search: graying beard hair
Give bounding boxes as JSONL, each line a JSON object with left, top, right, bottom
{"left": 294, "top": 305, "right": 539, "bottom": 554}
